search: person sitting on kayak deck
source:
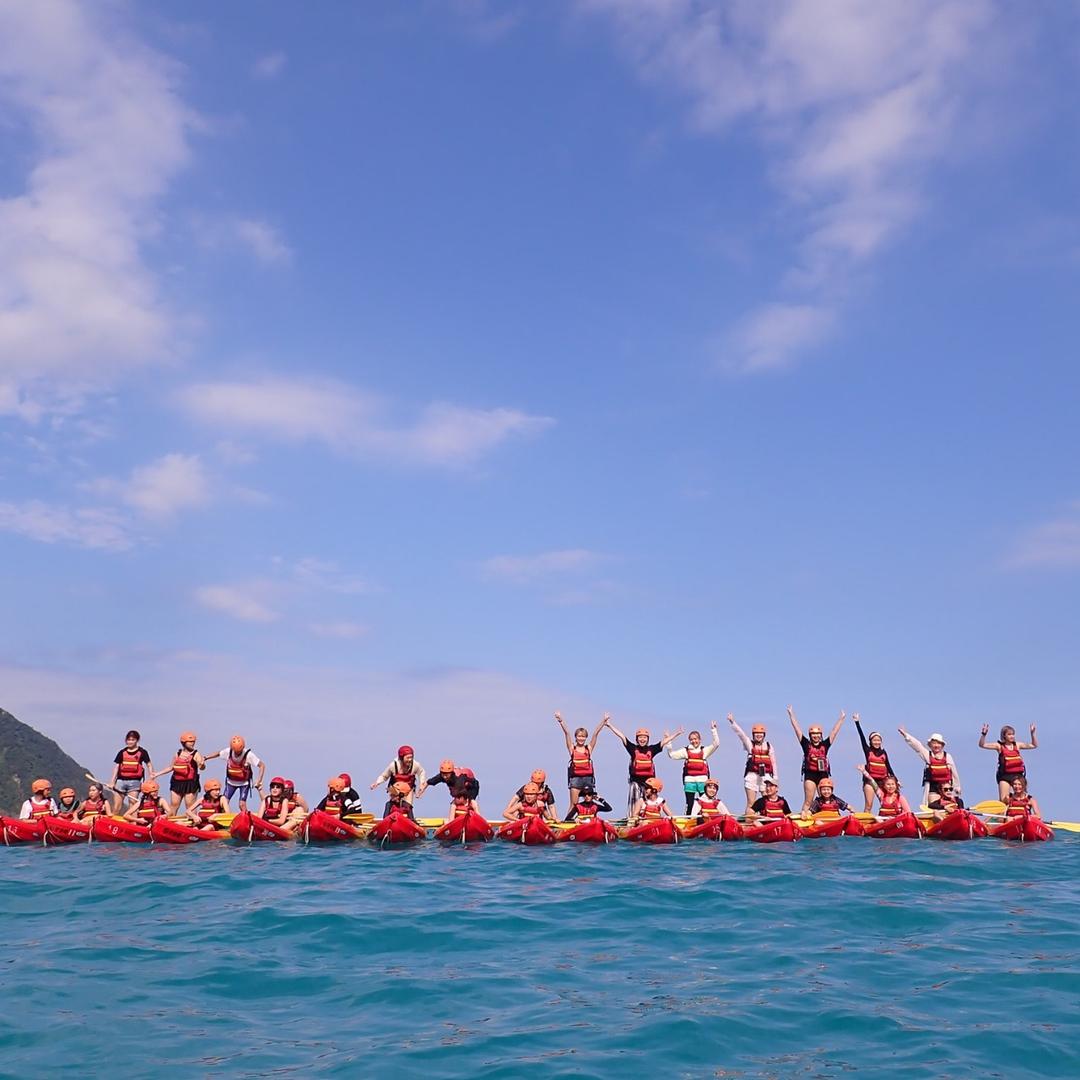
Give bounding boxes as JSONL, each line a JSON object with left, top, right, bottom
{"left": 898, "top": 729, "right": 963, "bottom": 807}
{"left": 556, "top": 710, "right": 606, "bottom": 819}
{"left": 186, "top": 779, "right": 228, "bottom": 830}
{"left": 77, "top": 784, "right": 109, "bottom": 820}
{"left": 978, "top": 724, "right": 1038, "bottom": 802}
{"left": 204, "top": 735, "right": 265, "bottom": 813}
{"left": 728, "top": 713, "right": 779, "bottom": 816}
{"left": 54, "top": 787, "right": 80, "bottom": 819}
{"left": 315, "top": 776, "right": 348, "bottom": 817}
{"left": 1003, "top": 776, "right": 1042, "bottom": 819}
{"left": 630, "top": 777, "right": 672, "bottom": 825}
{"left": 807, "top": 778, "right": 852, "bottom": 816}
{"left": 748, "top": 776, "right": 793, "bottom": 820}
{"left": 20, "top": 779, "right": 57, "bottom": 820}
{"left": 505, "top": 770, "right": 558, "bottom": 820}
{"left": 152, "top": 731, "right": 206, "bottom": 814}
{"left": 125, "top": 780, "right": 169, "bottom": 823}
{"left": 370, "top": 745, "right": 427, "bottom": 805}
{"left": 505, "top": 782, "right": 557, "bottom": 822}
{"left": 564, "top": 785, "right": 613, "bottom": 820}
{"left": 927, "top": 782, "right": 965, "bottom": 821}
{"left": 260, "top": 777, "right": 290, "bottom": 822}
{"left": 448, "top": 772, "right": 481, "bottom": 819}
{"left": 338, "top": 774, "right": 363, "bottom": 815}
{"left": 854, "top": 714, "right": 896, "bottom": 813}
{"left": 788, "top": 705, "right": 846, "bottom": 815}
{"left": 383, "top": 780, "right": 419, "bottom": 820}
{"left": 108, "top": 729, "right": 153, "bottom": 814}
{"left": 263, "top": 780, "right": 307, "bottom": 836}
{"left": 668, "top": 720, "right": 721, "bottom": 814}
{"left": 605, "top": 718, "right": 682, "bottom": 816}
{"left": 690, "top": 778, "right": 731, "bottom": 820}
{"left": 855, "top": 767, "right": 912, "bottom": 819}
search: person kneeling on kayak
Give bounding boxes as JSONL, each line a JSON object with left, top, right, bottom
{"left": 565, "top": 785, "right": 613, "bottom": 820}
{"left": 504, "top": 771, "right": 558, "bottom": 821}
{"left": 53, "top": 787, "right": 80, "bottom": 819}
{"left": 187, "top": 779, "right": 228, "bottom": 830}
{"left": 20, "top": 779, "right": 57, "bottom": 820}
{"left": 690, "top": 778, "right": 730, "bottom": 820}
{"left": 77, "top": 784, "right": 109, "bottom": 820}
{"left": 383, "top": 781, "right": 418, "bottom": 820}
{"left": 927, "top": 783, "right": 965, "bottom": 821}
{"left": 506, "top": 782, "right": 553, "bottom": 821}
{"left": 1004, "top": 777, "right": 1042, "bottom": 819}
{"left": 855, "top": 767, "right": 911, "bottom": 819}
{"left": 126, "top": 780, "right": 169, "bottom": 822}
{"left": 748, "top": 776, "right": 792, "bottom": 820}
{"left": 630, "top": 778, "right": 672, "bottom": 825}
{"left": 807, "top": 778, "right": 851, "bottom": 816}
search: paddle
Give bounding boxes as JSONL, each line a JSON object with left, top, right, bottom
{"left": 85, "top": 773, "right": 120, "bottom": 794}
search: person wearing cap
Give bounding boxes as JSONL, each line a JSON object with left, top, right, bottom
{"left": 504, "top": 775, "right": 558, "bottom": 822}
{"left": 854, "top": 714, "right": 897, "bottom": 813}
{"left": 152, "top": 731, "right": 206, "bottom": 814}
{"left": 788, "top": 705, "right": 846, "bottom": 815}
{"left": 807, "top": 778, "right": 852, "bottom": 816}
{"left": 690, "top": 778, "right": 731, "bottom": 820}
{"left": 53, "top": 787, "right": 80, "bottom": 819}
{"left": 728, "top": 713, "right": 779, "bottom": 816}
{"left": 77, "top": 783, "right": 109, "bottom": 820}
{"left": 382, "top": 781, "right": 419, "bottom": 820}
{"left": 630, "top": 777, "right": 672, "bottom": 824}
{"left": 605, "top": 717, "right": 682, "bottom": 816}
{"left": 564, "top": 785, "right": 613, "bottom": 821}
{"left": 854, "top": 766, "right": 912, "bottom": 819}
{"left": 748, "top": 776, "right": 793, "bottom": 820}
{"left": 108, "top": 729, "right": 154, "bottom": 814}
{"left": 370, "top": 745, "right": 427, "bottom": 805}
{"left": 204, "top": 735, "right": 266, "bottom": 812}
{"left": 555, "top": 710, "right": 607, "bottom": 819}
{"left": 898, "top": 728, "right": 963, "bottom": 807}
{"left": 338, "top": 774, "right": 363, "bottom": 815}
{"left": 19, "top": 779, "right": 57, "bottom": 820}
{"left": 125, "top": 780, "right": 169, "bottom": 822}
{"left": 978, "top": 723, "right": 1038, "bottom": 802}
{"left": 186, "top": 779, "right": 228, "bottom": 829}
{"left": 668, "top": 720, "right": 721, "bottom": 814}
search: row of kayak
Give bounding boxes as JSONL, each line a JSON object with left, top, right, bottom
{"left": 1, "top": 808, "right": 1053, "bottom": 846}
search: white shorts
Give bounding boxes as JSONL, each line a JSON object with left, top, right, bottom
{"left": 743, "top": 773, "right": 773, "bottom": 797}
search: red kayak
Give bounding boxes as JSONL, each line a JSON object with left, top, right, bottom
{"left": 229, "top": 811, "right": 294, "bottom": 842}
{"left": 91, "top": 816, "right": 152, "bottom": 843}
{"left": 557, "top": 818, "right": 619, "bottom": 844}
{"left": 861, "top": 812, "right": 921, "bottom": 839}
{"left": 368, "top": 811, "right": 425, "bottom": 845}
{"left": 794, "top": 815, "right": 849, "bottom": 839}
{"left": 433, "top": 811, "right": 494, "bottom": 843}
{"left": 923, "top": 809, "right": 989, "bottom": 841}
{"left": 43, "top": 816, "right": 92, "bottom": 844}
{"left": 681, "top": 815, "right": 744, "bottom": 841}
{"left": 150, "top": 817, "right": 226, "bottom": 844}
{"left": 623, "top": 818, "right": 680, "bottom": 844}
{"left": 303, "top": 810, "right": 364, "bottom": 843}
{"left": 743, "top": 817, "right": 801, "bottom": 843}
{"left": 497, "top": 816, "right": 558, "bottom": 845}
{"left": 990, "top": 815, "right": 1053, "bottom": 842}
{"left": 1, "top": 816, "right": 48, "bottom": 844}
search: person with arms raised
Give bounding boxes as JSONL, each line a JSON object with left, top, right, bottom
{"left": 978, "top": 724, "right": 1037, "bottom": 802}
{"left": 728, "top": 714, "right": 778, "bottom": 816}
{"left": 854, "top": 715, "right": 896, "bottom": 813}
{"left": 556, "top": 711, "right": 606, "bottom": 820}
{"left": 605, "top": 717, "right": 681, "bottom": 816}
{"left": 788, "top": 705, "right": 846, "bottom": 815}
{"left": 667, "top": 721, "right": 720, "bottom": 814}
{"left": 898, "top": 729, "right": 962, "bottom": 807}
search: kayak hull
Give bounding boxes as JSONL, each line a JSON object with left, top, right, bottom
{"left": 229, "top": 811, "right": 294, "bottom": 842}
{"left": 796, "top": 815, "right": 849, "bottom": 839}
{"left": 991, "top": 816, "right": 1053, "bottom": 842}
{"left": 304, "top": 810, "right": 364, "bottom": 843}
{"left": 923, "top": 809, "right": 989, "bottom": 841}
{"left": 681, "top": 815, "right": 744, "bottom": 841}
{"left": 369, "top": 811, "right": 425, "bottom": 845}
{"left": 860, "top": 812, "right": 921, "bottom": 839}
{"left": 497, "top": 817, "right": 558, "bottom": 845}
{"left": 433, "top": 811, "right": 493, "bottom": 843}
{"left": 43, "top": 816, "right": 92, "bottom": 844}
{"left": 91, "top": 816, "right": 153, "bottom": 844}
{"left": 744, "top": 817, "right": 800, "bottom": 843}
{"left": 1, "top": 816, "right": 48, "bottom": 844}
{"left": 150, "top": 817, "right": 227, "bottom": 844}
{"left": 557, "top": 818, "right": 619, "bottom": 844}
{"left": 622, "top": 818, "right": 680, "bottom": 844}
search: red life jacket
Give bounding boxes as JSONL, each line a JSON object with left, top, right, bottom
{"left": 762, "top": 797, "right": 787, "bottom": 819}
{"left": 878, "top": 793, "right": 902, "bottom": 817}
{"left": 696, "top": 797, "right": 721, "bottom": 818}
{"left": 934, "top": 797, "right": 959, "bottom": 814}
{"left": 815, "top": 796, "right": 842, "bottom": 812}
{"left": 803, "top": 739, "right": 829, "bottom": 774}
{"left": 865, "top": 749, "right": 889, "bottom": 781}
{"left": 575, "top": 801, "right": 600, "bottom": 820}
{"left": 1006, "top": 795, "right": 1032, "bottom": 818}
{"left": 264, "top": 794, "right": 285, "bottom": 818}
{"left": 172, "top": 749, "right": 197, "bottom": 782}
{"left": 998, "top": 745, "right": 1025, "bottom": 775}
{"left": 136, "top": 794, "right": 164, "bottom": 821}
{"left": 746, "top": 741, "right": 772, "bottom": 776}
{"left": 640, "top": 799, "right": 665, "bottom": 820}
{"left": 683, "top": 746, "right": 709, "bottom": 778}
{"left": 55, "top": 802, "right": 78, "bottom": 820}
{"left": 117, "top": 748, "right": 145, "bottom": 781}
{"left": 226, "top": 751, "right": 252, "bottom": 784}
{"left": 569, "top": 745, "right": 593, "bottom": 777}
{"left": 630, "top": 747, "right": 655, "bottom": 780}
{"left": 196, "top": 797, "right": 221, "bottom": 823}
{"left": 452, "top": 796, "right": 470, "bottom": 818}
{"left": 27, "top": 798, "right": 52, "bottom": 819}
{"left": 79, "top": 797, "right": 107, "bottom": 818}
{"left": 322, "top": 794, "right": 343, "bottom": 818}
{"left": 520, "top": 802, "right": 543, "bottom": 818}
{"left": 393, "top": 762, "right": 416, "bottom": 789}
{"left": 926, "top": 753, "right": 952, "bottom": 785}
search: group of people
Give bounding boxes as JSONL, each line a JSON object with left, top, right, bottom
{"left": 15, "top": 711, "right": 1043, "bottom": 829}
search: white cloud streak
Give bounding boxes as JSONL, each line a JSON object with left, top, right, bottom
{"left": 195, "top": 583, "right": 280, "bottom": 623}
{"left": 1006, "top": 506, "right": 1080, "bottom": 570}
{"left": 482, "top": 548, "right": 603, "bottom": 584}
{"left": 251, "top": 51, "right": 287, "bottom": 80}
{"left": 121, "top": 452, "right": 209, "bottom": 519}
{"left": 0, "top": 499, "right": 132, "bottom": 551}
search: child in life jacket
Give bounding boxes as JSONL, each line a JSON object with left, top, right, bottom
{"left": 204, "top": 735, "right": 265, "bottom": 812}
{"left": 314, "top": 776, "right": 350, "bottom": 818}
{"left": 507, "top": 782, "right": 552, "bottom": 821}
{"left": 556, "top": 710, "right": 607, "bottom": 820}
{"left": 154, "top": 731, "right": 206, "bottom": 814}
{"left": 448, "top": 769, "right": 481, "bottom": 819}
{"left": 504, "top": 771, "right": 558, "bottom": 821}
{"left": 125, "top": 780, "right": 169, "bottom": 823}
{"left": 1002, "top": 776, "right": 1042, "bottom": 820}
{"left": 19, "top": 779, "right": 57, "bottom": 820}
{"left": 77, "top": 784, "right": 109, "bottom": 820}
{"left": 978, "top": 723, "right": 1038, "bottom": 802}
{"left": 108, "top": 729, "right": 153, "bottom": 814}
{"left": 382, "top": 780, "right": 418, "bottom": 820}
{"left": 260, "top": 778, "right": 291, "bottom": 824}
{"left": 630, "top": 777, "right": 672, "bottom": 825}
{"left": 53, "top": 787, "right": 80, "bottom": 819}
{"left": 806, "top": 778, "right": 852, "bottom": 816}
{"left": 855, "top": 766, "right": 911, "bottom": 819}
{"left": 187, "top": 779, "right": 228, "bottom": 830}
{"left": 689, "top": 778, "right": 730, "bottom": 820}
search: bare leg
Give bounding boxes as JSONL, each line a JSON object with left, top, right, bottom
{"left": 801, "top": 778, "right": 817, "bottom": 815}
{"left": 168, "top": 791, "right": 182, "bottom": 814}
{"left": 997, "top": 779, "right": 1012, "bottom": 802}
{"left": 566, "top": 786, "right": 580, "bottom": 821}
{"left": 862, "top": 782, "right": 876, "bottom": 814}
{"left": 743, "top": 784, "right": 755, "bottom": 816}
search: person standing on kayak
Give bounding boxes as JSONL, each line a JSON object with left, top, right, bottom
{"left": 690, "top": 778, "right": 731, "bottom": 820}
{"left": 806, "top": 778, "right": 852, "bottom": 816}
{"left": 154, "top": 732, "right": 206, "bottom": 814}
{"left": 565, "top": 785, "right": 613, "bottom": 820}
{"left": 556, "top": 710, "right": 606, "bottom": 820}
{"left": 504, "top": 781, "right": 557, "bottom": 822}
{"left": 855, "top": 767, "right": 912, "bottom": 819}
{"left": 19, "top": 779, "right": 57, "bottom": 819}
{"left": 668, "top": 721, "right": 721, "bottom": 814}
{"left": 606, "top": 719, "right": 682, "bottom": 816}
{"left": 371, "top": 746, "right": 427, "bottom": 805}
{"left": 108, "top": 730, "right": 153, "bottom": 814}
{"left": 186, "top": 779, "right": 228, "bottom": 830}
{"left": 747, "top": 776, "right": 793, "bottom": 820}
{"left": 788, "top": 706, "right": 846, "bottom": 815}
{"left": 728, "top": 714, "right": 779, "bottom": 816}
{"left": 978, "top": 724, "right": 1038, "bottom": 802}
{"left": 1003, "top": 776, "right": 1042, "bottom": 819}
{"left": 125, "top": 780, "right": 169, "bottom": 823}
{"left": 630, "top": 777, "right": 672, "bottom": 825}
{"left": 854, "top": 715, "right": 896, "bottom": 813}
{"left": 505, "top": 770, "right": 558, "bottom": 820}
{"left": 898, "top": 729, "right": 963, "bottom": 807}
{"left": 204, "top": 735, "right": 265, "bottom": 812}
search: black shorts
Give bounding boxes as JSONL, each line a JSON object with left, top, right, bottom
{"left": 170, "top": 778, "right": 200, "bottom": 796}
{"left": 802, "top": 769, "right": 830, "bottom": 784}
{"left": 997, "top": 770, "right": 1025, "bottom": 784}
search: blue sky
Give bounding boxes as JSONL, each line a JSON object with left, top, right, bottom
{"left": 2, "top": 1, "right": 1078, "bottom": 813}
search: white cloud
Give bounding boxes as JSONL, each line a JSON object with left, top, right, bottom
{"left": 195, "top": 583, "right": 280, "bottom": 623}
{"left": 1006, "top": 506, "right": 1080, "bottom": 570}
{"left": 177, "top": 376, "right": 554, "bottom": 466}
{"left": 0, "top": 0, "right": 193, "bottom": 412}
{"left": 0, "top": 499, "right": 131, "bottom": 551}
{"left": 231, "top": 218, "right": 292, "bottom": 265}
{"left": 122, "top": 453, "right": 209, "bottom": 519}
{"left": 726, "top": 302, "right": 834, "bottom": 374}
{"left": 290, "top": 557, "right": 372, "bottom": 595}
{"left": 252, "top": 51, "right": 286, "bottom": 80}
{"left": 309, "top": 621, "right": 368, "bottom": 639}
{"left": 482, "top": 548, "right": 603, "bottom": 584}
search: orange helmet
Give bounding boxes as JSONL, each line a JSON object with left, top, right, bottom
{"left": 644, "top": 777, "right": 663, "bottom": 792}
{"left": 205, "top": 779, "right": 222, "bottom": 792}
{"left": 440, "top": 759, "right": 454, "bottom": 773}
{"left": 180, "top": 731, "right": 197, "bottom": 744}
{"left": 751, "top": 724, "right": 766, "bottom": 735}
{"left": 31, "top": 778, "right": 51, "bottom": 794}
{"left": 59, "top": 787, "right": 76, "bottom": 800}
{"left": 392, "top": 781, "right": 412, "bottom": 795}
{"left": 635, "top": 728, "right": 649, "bottom": 739}
{"left": 818, "top": 778, "right": 834, "bottom": 789}
{"left": 530, "top": 769, "right": 546, "bottom": 784}
{"left": 704, "top": 778, "right": 719, "bottom": 791}
{"left": 809, "top": 725, "right": 823, "bottom": 736}
{"left": 141, "top": 780, "right": 159, "bottom": 794}
{"left": 523, "top": 782, "right": 540, "bottom": 796}
{"left": 327, "top": 776, "right": 346, "bottom": 792}
{"left": 230, "top": 735, "right": 245, "bottom": 752}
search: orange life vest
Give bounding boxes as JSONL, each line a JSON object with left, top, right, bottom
{"left": 1006, "top": 795, "right": 1032, "bottom": 818}
{"left": 926, "top": 753, "right": 952, "bottom": 785}
{"left": 117, "top": 747, "right": 145, "bottom": 780}
{"left": 998, "top": 745, "right": 1025, "bottom": 775}
{"left": 569, "top": 745, "right": 593, "bottom": 777}
{"left": 696, "top": 797, "right": 722, "bottom": 818}
{"left": 225, "top": 751, "right": 252, "bottom": 784}
{"left": 27, "top": 798, "right": 52, "bottom": 820}
{"left": 683, "top": 746, "right": 708, "bottom": 778}
{"left": 745, "top": 741, "right": 772, "bottom": 776}
{"left": 630, "top": 747, "right": 655, "bottom": 780}
{"left": 172, "top": 749, "right": 197, "bottom": 782}
{"left": 135, "top": 794, "right": 164, "bottom": 821}
{"left": 878, "top": 793, "right": 902, "bottom": 818}
{"left": 761, "top": 797, "right": 787, "bottom": 819}
{"left": 865, "top": 749, "right": 889, "bottom": 781}
{"left": 640, "top": 799, "right": 665, "bottom": 820}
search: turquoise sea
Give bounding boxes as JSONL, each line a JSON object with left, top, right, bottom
{"left": 2, "top": 838, "right": 1078, "bottom": 1078}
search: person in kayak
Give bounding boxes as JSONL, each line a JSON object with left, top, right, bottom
{"left": 556, "top": 710, "right": 606, "bottom": 819}
{"left": 54, "top": 788, "right": 80, "bottom": 819}
{"left": 927, "top": 782, "right": 965, "bottom": 820}
{"left": 19, "top": 779, "right": 57, "bottom": 819}
{"left": 1003, "top": 776, "right": 1042, "bottom": 819}
{"left": 448, "top": 773, "right": 481, "bottom": 820}
{"left": 606, "top": 719, "right": 682, "bottom": 816}
{"left": 314, "top": 776, "right": 348, "bottom": 817}
{"left": 728, "top": 714, "right": 779, "bottom": 816}
{"left": 505, "top": 770, "right": 558, "bottom": 820}
{"left": 505, "top": 782, "right": 557, "bottom": 822}
{"left": 420, "top": 760, "right": 457, "bottom": 798}
{"left": 260, "top": 777, "right": 290, "bottom": 822}
{"left": 186, "top": 779, "right": 228, "bottom": 830}
{"left": 564, "top": 785, "right": 613, "bottom": 820}
{"left": 264, "top": 780, "right": 307, "bottom": 836}
{"left": 788, "top": 705, "right": 846, "bottom": 815}
{"left": 125, "top": 780, "right": 169, "bottom": 822}
{"left": 370, "top": 745, "right": 427, "bottom": 805}
{"left": 854, "top": 766, "right": 912, "bottom": 819}
{"left": 630, "top": 777, "right": 672, "bottom": 824}
{"left": 108, "top": 729, "right": 153, "bottom": 814}
{"left": 338, "top": 774, "right": 363, "bottom": 815}
{"left": 382, "top": 780, "right": 419, "bottom": 820}
{"left": 978, "top": 724, "right": 1038, "bottom": 801}
{"left": 690, "top": 777, "right": 731, "bottom": 820}
{"left": 806, "top": 778, "right": 852, "bottom": 816}
{"left": 747, "top": 776, "right": 793, "bottom": 820}
{"left": 77, "top": 783, "right": 109, "bottom": 820}
{"left": 854, "top": 714, "right": 896, "bottom": 813}
{"left": 204, "top": 735, "right": 265, "bottom": 812}
{"left": 898, "top": 729, "right": 963, "bottom": 806}
{"left": 154, "top": 731, "right": 206, "bottom": 814}
{"left": 668, "top": 721, "right": 721, "bottom": 814}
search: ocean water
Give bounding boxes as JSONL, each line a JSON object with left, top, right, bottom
{"left": 1, "top": 836, "right": 1078, "bottom": 1079}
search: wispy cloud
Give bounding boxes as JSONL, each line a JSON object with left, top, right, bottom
{"left": 192, "top": 215, "right": 293, "bottom": 266}
{"left": 195, "top": 582, "right": 280, "bottom": 623}
{"left": 309, "top": 620, "right": 368, "bottom": 639}
{"left": 289, "top": 557, "right": 373, "bottom": 596}
{"left": 1005, "top": 505, "right": 1080, "bottom": 570}
{"left": 482, "top": 548, "right": 603, "bottom": 584}
{"left": 177, "top": 376, "right": 554, "bottom": 466}
{"left": 251, "top": 51, "right": 286, "bottom": 80}
{"left": 0, "top": 500, "right": 132, "bottom": 551}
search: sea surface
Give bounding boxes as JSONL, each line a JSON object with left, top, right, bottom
{"left": 1, "top": 835, "right": 1078, "bottom": 1079}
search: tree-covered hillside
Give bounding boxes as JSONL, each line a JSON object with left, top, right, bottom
{"left": 0, "top": 708, "right": 93, "bottom": 814}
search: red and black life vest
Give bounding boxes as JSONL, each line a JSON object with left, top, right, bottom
{"left": 452, "top": 796, "right": 470, "bottom": 817}
{"left": 696, "top": 797, "right": 721, "bottom": 818}
{"left": 135, "top": 794, "right": 164, "bottom": 821}
{"left": 393, "top": 762, "right": 416, "bottom": 790}
{"left": 569, "top": 745, "right": 593, "bottom": 777}
{"left": 815, "top": 796, "right": 842, "bottom": 812}
{"left": 226, "top": 751, "right": 252, "bottom": 784}
{"left": 865, "top": 749, "right": 889, "bottom": 782}
{"left": 1006, "top": 795, "right": 1032, "bottom": 818}
{"left": 761, "top": 798, "right": 787, "bottom": 819}
{"left": 683, "top": 746, "right": 708, "bottom": 778}
{"left": 878, "top": 793, "right": 902, "bottom": 818}
{"left": 117, "top": 748, "right": 145, "bottom": 781}
{"left": 803, "top": 739, "right": 829, "bottom": 774}
{"left": 79, "top": 797, "right": 107, "bottom": 819}
{"left": 264, "top": 794, "right": 285, "bottom": 818}
{"left": 640, "top": 799, "right": 665, "bottom": 820}
{"left": 998, "top": 745, "right": 1025, "bottom": 776}
{"left": 26, "top": 798, "right": 52, "bottom": 820}
{"left": 630, "top": 747, "right": 656, "bottom": 780}
{"left": 926, "top": 753, "right": 952, "bottom": 785}
{"left": 934, "top": 797, "right": 959, "bottom": 814}
{"left": 520, "top": 802, "right": 543, "bottom": 819}
{"left": 322, "top": 794, "right": 344, "bottom": 818}
{"left": 576, "top": 800, "right": 599, "bottom": 820}
{"left": 196, "top": 796, "right": 221, "bottom": 824}
{"left": 745, "top": 741, "right": 772, "bottom": 776}
{"left": 172, "top": 749, "right": 197, "bottom": 782}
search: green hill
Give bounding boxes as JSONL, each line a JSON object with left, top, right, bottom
{"left": 0, "top": 708, "right": 94, "bottom": 814}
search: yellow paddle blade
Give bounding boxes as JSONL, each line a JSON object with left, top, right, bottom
{"left": 343, "top": 814, "right": 374, "bottom": 824}
{"left": 972, "top": 800, "right": 1006, "bottom": 815}
{"left": 852, "top": 812, "right": 878, "bottom": 823}
{"left": 415, "top": 818, "right": 446, "bottom": 827}
{"left": 210, "top": 813, "right": 236, "bottom": 827}
{"left": 1049, "top": 820, "right": 1080, "bottom": 833}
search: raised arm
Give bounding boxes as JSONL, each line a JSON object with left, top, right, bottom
{"left": 854, "top": 715, "right": 870, "bottom": 756}
{"left": 659, "top": 727, "right": 683, "bottom": 749}
{"left": 829, "top": 710, "right": 846, "bottom": 744}
{"left": 1021, "top": 724, "right": 1038, "bottom": 751}
{"left": 555, "top": 711, "right": 574, "bottom": 754}
{"left": 978, "top": 724, "right": 999, "bottom": 751}
{"left": 704, "top": 720, "right": 720, "bottom": 756}
{"left": 898, "top": 728, "right": 930, "bottom": 763}
{"left": 605, "top": 720, "right": 627, "bottom": 743}
{"left": 787, "top": 705, "right": 803, "bottom": 742}
{"left": 855, "top": 763, "right": 881, "bottom": 793}
{"left": 589, "top": 714, "right": 609, "bottom": 750}
{"left": 727, "top": 714, "right": 752, "bottom": 753}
